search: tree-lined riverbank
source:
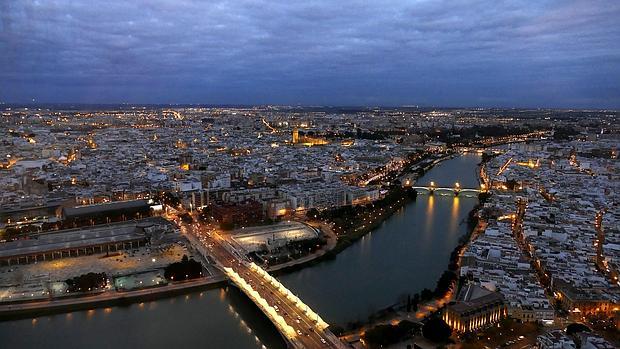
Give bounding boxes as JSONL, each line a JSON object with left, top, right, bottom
{"left": 0, "top": 153, "right": 484, "bottom": 349}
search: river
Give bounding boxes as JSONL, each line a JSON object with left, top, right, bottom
{"left": 0, "top": 154, "right": 481, "bottom": 349}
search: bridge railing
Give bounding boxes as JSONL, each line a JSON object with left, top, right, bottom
{"left": 249, "top": 262, "right": 330, "bottom": 331}
{"left": 224, "top": 266, "right": 299, "bottom": 340}
{"left": 411, "top": 186, "right": 480, "bottom": 193}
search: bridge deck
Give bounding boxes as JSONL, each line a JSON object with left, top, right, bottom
{"left": 410, "top": 186, "right": 480, "bottom": 193}
{"left": 183, "top": 223, "right": 346, "bottom": 349}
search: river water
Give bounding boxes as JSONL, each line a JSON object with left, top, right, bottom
{"left": 0, "top": 154, "right": 481, "bottom": 349}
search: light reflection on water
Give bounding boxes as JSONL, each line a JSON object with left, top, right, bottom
{"left": 0, "top": 154, "right": 482, "bottom": 349}
{"left": 1, "top": 286, "right": 287, "bottom": 349}
{"left": 278, "top": 154, "right": 482, "bottom": 325}
{"left": 450, "top": 196, "right": 460, "bottom": 234}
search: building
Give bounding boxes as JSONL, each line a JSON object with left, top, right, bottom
{"left": 279, "top": 184, "right": 346, "bottom": 210}
{"left": 211, "top": 200, "right": 264, "bottom": 225}
{"left": 511, "top": 304, "right": 555, "bottom": 323}
{"left": 292, "top": 128, "right": 299, "bottom": 144}
{"left": 554, "top": 280, "right": 618, "bottom": 316}
{"left": 443, "top": 284, "right": 507, "bottom": 333}
{"left": 61, "top": 199, "right": 153, "bottom": 225}
{"left": 267, "top": 199, "right": 290, "bottom": 219}
{"left": 291, "top": 128, "right": 329, "bottom": 146}
{"left": 536, "top": 330, "right": 576, "bottom": 349}
{"left": 346, "top": 187, "right": 381, "bottom": 206}
{"left": 232, "top": 221, "right": 319, "bottom": 253}
{"left": 0, "top": 221, "right": 154, "bottom": 265}
{"left": 576, "top": 333, "right": 615, "bottom": 349}
{"left": 425, "top": 141, "right": 447, "bottom": 153}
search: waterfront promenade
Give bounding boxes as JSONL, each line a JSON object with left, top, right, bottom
{"left": 0, "top": 222, "right": 339, "bottom": 320}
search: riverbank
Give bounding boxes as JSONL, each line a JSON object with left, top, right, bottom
{"left": 0, "top": 152, "right": 473, "bottom": 324}
{"left": 0, "top": 221, "right": 340, "bottom": 320}
{"left": 285, "top": 153, "right": 456, "bottom": 273}
{"left": 337, "top": 217, "right": 489, "bottom": 347}
{"left": 337, "top": 156, "right": 490, "bottom": 346}
{"left": 268, "top": 221, "right": 338, "bottom": 273}
{"left": 0, "top": 274, "right": 227, "bottom": 321}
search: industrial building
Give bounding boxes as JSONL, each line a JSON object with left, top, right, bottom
{"left": 232, "top": 221, "right": 319, "bottom": 253}
{"left": 0, "top": 218, "right": 172, "bottom": 266}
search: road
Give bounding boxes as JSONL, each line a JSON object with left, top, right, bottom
{"left": 181, "top": 221, "right": 345, "bottom": 349}
{"left": 0, "top": 274, "right": 225, "bottom": 318}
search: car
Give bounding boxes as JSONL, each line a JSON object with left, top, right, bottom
{"left": 320, "top": 338, "right": 327, "bottom": 344}
{"left": 297, "top": 330, "right": 302, "bottom": 335}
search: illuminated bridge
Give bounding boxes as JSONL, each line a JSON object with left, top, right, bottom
{"left": 405, "top": 181, "right": 484, "bottom": 196}
{"left": 184, "top": 223, "right": 347, "bottom": 349}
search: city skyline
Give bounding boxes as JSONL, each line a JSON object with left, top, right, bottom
{"left": 0, "top": 106, "right": 618, "bottom": 348}
{"left": 2, "top": 0, "right": 620, "bottom": 108}
{"left": 1, "top": 1, "right": 619, "bottom": 347}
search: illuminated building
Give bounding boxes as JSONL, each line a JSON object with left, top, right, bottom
{"left": 291, "top": 128, "right": 329, "bottom": 146}
{"left": 553, "top": 279, "right": 618, "bottom": 316}
{"left": 425, "top": 141, "right": 447, "bottom": 153}
{"left": 231, "top": 221, "right": 319, "bottom": 253}
{"left": 179, "top": 152, "right": 192, "bottom": 170}
{"left": 267, "top": 199, "right": 289, "bottom": 219}
{"left": 174, "top": 178, "right": 206, "bottom": 210}
{"left": 340, "top": 139, "right": 354, "bottom": 147}
{"left": 292, "top": 128, "right": 299, "bottom": 144}
{"left": 443, "top": 284, "right": 506, "bottom": 333}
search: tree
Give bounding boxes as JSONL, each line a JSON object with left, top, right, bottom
{"left": 306, "top": 208, "right": 320, "bottom": 219}
{"left": 412, "top": 293, "right": 420, "bottom": 311}
{"left": 434, "top": 270, "right": 457, "bottom": 297}
{"left": 406, "top": 294, "right": 412, "bottom": 312}
{"left": 164, "top": 255, "right": 203, "bottom": 281}
{"left": 362, "top": 321, "right": 419, "bottom": 348}
{"left": 478, "top": 192, "right": 491, "bottom": 202}
{"left": 566, "top": 323, "right": 591, "bottom": 336}
{"left": 220, "top": 221, "right": 234, "bottom": 230}
{"left": 329, "top": 325, "right": 345, "bottom": 336}
{"left": 179, "top": 213, "right": 194, "bottom": 223}
{"left": 420, "top": 288, "right": 433, "bottom": 301}
{"left": 66, "top": 272, "right": 107, "bottom": 293}
{"left": 422, "top": 318, "right": 452, "bottom": 343}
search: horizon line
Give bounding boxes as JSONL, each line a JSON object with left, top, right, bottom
{"left": 1, "top": 102, "right": 617, "bottom": 112}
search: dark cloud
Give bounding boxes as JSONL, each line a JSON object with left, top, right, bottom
{"left": 1, "top": 0, "right": 619, "bottom": 107}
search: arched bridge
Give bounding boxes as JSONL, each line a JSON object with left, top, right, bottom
{"left": 404, "top": 180, "right": 484, "bottom": 196}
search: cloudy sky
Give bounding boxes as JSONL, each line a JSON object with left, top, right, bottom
{"left": 1, "top": 0, "right": 619, "bottom": 108}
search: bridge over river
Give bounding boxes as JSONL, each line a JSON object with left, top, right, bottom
{"left": 404, "top": 180, "right": 483, "bottom": 195}
{"left": 182, "top": 222, "right": 346, "bottom": 349}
